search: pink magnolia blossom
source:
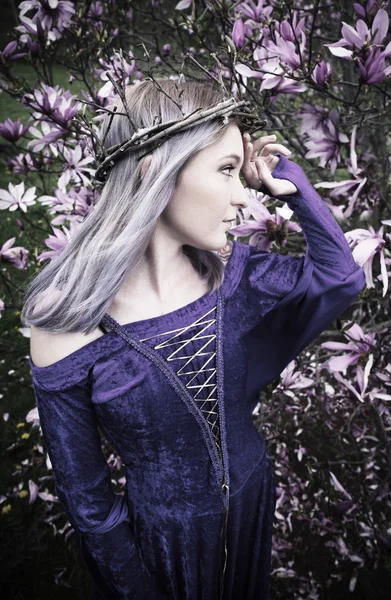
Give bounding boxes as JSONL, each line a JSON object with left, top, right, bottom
{"left": 236, "top": 59, "right": 306, "bottom": 99}
{"left": 376, "top": 363, "right": 391, "bottom": 389}
{"left": 235, "top": 14, "right": 308, "bottom": 100}
{"left": 345, "top": 225, "right": 388, "bottom": 296}
{"left": 327, "top": 9, "right": 390, "bottom": 57}
{"left": 27, "top": 121, "right": 65, "bottom": 154}
{"left": 232, "top": 18, "right": 245, "bottom": 49}
{"left": 8, "top": 152, "right": 37, "bottom": 175}
{"left": 18, "top": 0, "right": 75, "bottom": 40}
{"left": 357, "top": 46, "right": 391, "bottom": 85}
{"left": 38, "top": 187, "right": 78, "bottom": 215}
{"left": 0, "top": 182, "right": 37, "bottom": 213}
{"left": 175, "top": 0, "right": 192, "bottom": 9}
{"left": 311, "top": 61, "right": 333, "bottom": 86}
{"left": 228, "top": 192, "right": 301, "bottom": 250}
{"left": 321, "top": 323, "right": 375, "bottom": 373}
{"left": 277, "top": 360, "right": 315, "bottom": 399}
{"left": 263, "top": 13, "right": 307, "bottom": 71}
{"left": 86, "top": 0, "right": 104, "bottom": 31}
{"left": 333, "top": 355, "right": 391, "bottom": 403}
{"left": 38, "top": 185, "right": 97, "bottom": 224}
{"left": 329, "top": 471, "right": 352, "bottom": 500}
{"left": 0, "top": 118, "right": 30, "bottom": 142}
{"left": 96, "top": 50, "right": 136, "bottom": 99}
{"left": 57, "top": 145, "right": 95, "bottom": 188}
{"left": 162, "top": 44, "right": 171, "bottom": 56}
{"left": 326, "top": 8, "right": 391, "bottom": 84}
{"left": 299, "top": 105, "right": 349, "bottom": 174}
{"left": 0, "top": 40, "right": 27, "bottom": 62}
{"left": 353, "top": 1, "right": 390, "bottom": 21}
{"left": 22, "top": 83, "right": 80, "bottom": 127}
{"left": 0, "top": 237, "right": 29, "bottom": 269}
{"left": 37, "top": 221, "right": 80, "bottom": 262}
{"left": 314, "top": 126, "right": 367, "bottom": 218}
{"left": 235, "top": 0, "right": 273, "bottom": 24}
{"left": 15, "top": 16, "right": 57, "bottom": 44}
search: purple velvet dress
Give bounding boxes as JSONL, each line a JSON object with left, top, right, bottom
{"left": 29, "top": 157, "right": 366, "bottom": 600}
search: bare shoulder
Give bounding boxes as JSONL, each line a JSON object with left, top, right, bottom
{"left": 30, "top": 324, "right": 105, "bottom": 368}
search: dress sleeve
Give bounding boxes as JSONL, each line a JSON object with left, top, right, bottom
{"left": 32, "top": 375, "right": 168, "bottom": 600}
{"left": 243, "top": 155, "right": 366, "bottom": 398}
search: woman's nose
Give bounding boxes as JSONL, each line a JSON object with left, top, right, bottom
{"left": 232, "top": 185, "right": 249, "bottom": 210}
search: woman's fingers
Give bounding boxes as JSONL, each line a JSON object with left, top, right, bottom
{"left": 259, "top": 143, "right": 291, "bottom": 157}
{"left": 256, "top": 158, "right": 298, "bottom": 196}
{"left": 243, "top": 133, "right": 291, "bottom": 160}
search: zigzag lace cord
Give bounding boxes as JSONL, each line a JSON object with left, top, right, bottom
{"left": 139, "top": 305, "right": 223, "bottom": 461}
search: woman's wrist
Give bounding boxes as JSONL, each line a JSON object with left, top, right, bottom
{"left": 257, "top": 155, "right": 303, "bottom": 201}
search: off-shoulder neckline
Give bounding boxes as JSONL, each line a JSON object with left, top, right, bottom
{"left": 29, "top": 240, "right": 246, "bottom": 373}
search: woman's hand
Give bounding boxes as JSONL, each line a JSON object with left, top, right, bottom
{"left": 240, "top": 133, "right": 298, "bottom": 196}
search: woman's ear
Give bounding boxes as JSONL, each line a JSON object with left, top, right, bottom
{"left": 140, "top": 154, "right": 152, "bottom": 178}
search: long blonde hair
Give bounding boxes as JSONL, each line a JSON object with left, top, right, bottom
{"left": 20, "top": 78, "right": 242, "bottom": 334}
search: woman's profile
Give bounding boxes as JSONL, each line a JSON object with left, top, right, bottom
{"left": 22, "top": 78, "right": 366, "bottom": 599}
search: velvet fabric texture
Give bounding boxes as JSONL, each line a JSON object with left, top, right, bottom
{"left": 29, "top": 156, "right": 366, "bottom": 600}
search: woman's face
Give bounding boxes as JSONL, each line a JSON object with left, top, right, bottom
{"left": 160, "top": 122, "right": 249, "bottom": 251}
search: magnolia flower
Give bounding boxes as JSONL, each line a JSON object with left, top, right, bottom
{"left": 263, "top": 15, "right": 307, "bottom": 72}
{"left": 175, "top": 0, "right": 192, "bottom": 9}
{"left": 228, "top": 193, "right": 301, "bottom": 250}
{"left": 277, "top": 360, "right": 315, "bottom": 398}
{"left": 326, "top": 8, "right": 390, "bottom": 57}
{"left": 311, "top": 61, "right": 333, "bottom": 86}
{"left": 376, "top": 363, "right": 391, "bottom": 388}
{"left": 236, "top": 61, "right": 307, "bottom": 98}
{"left": 345, "top": 225, "right": 387, "bottom": 296}
{"left": 87, "top": 1, "right": 104, "bottom": 22}
{"left": 58, "top": 145, "right": 95, "bottom": 188}
{"left": 18, "top": 0, "right": 75, "bottom": 40}
{"left": 353, "top": 0, "right": 390, "bottom": 21}
{"left": 22, "top": 83, "right": 80, "bottom": 126}
{"left": 314, "top": 126, "right": 367, "bottom": 218}
{"left": 299, "top": 105, "right": 349, "bottom": 174}
{"left": 235, "top": 25, "right": 308, "bottom": 100}
{"left": 329, "top": 471, "right": 352, "bottom": 500}
{"left": 15, "top": 16, "right": 57, "bottom": 44}
{"left": 326, "top": 9, "right": 391, "bottom": 84}
{"left": 0, "top": 118, "right": 30, "bottom": 142}
{"left": 37, "top": 222, "right": 79, "bottom": 262}
{"left": 358, "top": 46, "right": 391, "bottom": 84}
{"left": 0, "top": 40, "right": 27, "bottom": 62}
{"left": 0, "top": 237, "right": 29, "bottom": 269}
{"left": 278, "top": 12, "right": 306, "bottom": 43}
{"left": 8, "top": 152, "right": 37, "bottom": 175}
{"left": 0, "top": 182, "right": 37, "bottom": 212}
{"left": 321, "top": 323, "right": 375, "bottom": 373}
{"left": 38, "top": 187, "right": 77, "bottom": 215}
{"left": 333, "top": 355, "right": 391, "bottom": 402}
{"left": 235, "top": 0, "right": 273, "bottom": 23}
{"left": 27, "top": 121, "right": 64, "bottom": 154}
{"left": 96, "top": 50, "right": 136, "bottom": 98}
{"left": 39, "top": 185, "right": 95, "bottom": 226}
{"left": 232, "top": 18, "right": 245, "bottom": 49}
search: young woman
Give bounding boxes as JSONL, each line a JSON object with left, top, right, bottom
{"left": 24, "top": 79, "right": 366, "bottom": 600}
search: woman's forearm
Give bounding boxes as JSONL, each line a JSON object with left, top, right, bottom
{"left": 269, "top": 155, "right": 358, "bottom": 275}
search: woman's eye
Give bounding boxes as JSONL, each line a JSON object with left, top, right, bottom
{"left": 221, "top": 165, "right": 235, "bottom": 178}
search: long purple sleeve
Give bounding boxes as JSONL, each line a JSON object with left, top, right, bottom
{"left": 31, "top": 371, "right": 168, "bottom": 600}
{"left": 242, "top": 155, "right": 366, "bottom": 399}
